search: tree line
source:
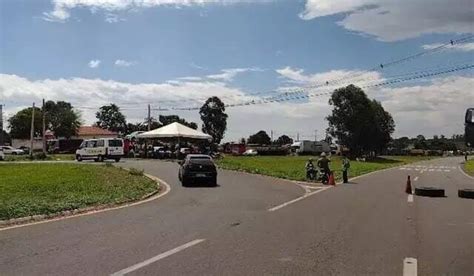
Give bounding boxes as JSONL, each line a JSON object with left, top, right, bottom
{"left": 7, "top": 96, "right": 229, "bottom": 145}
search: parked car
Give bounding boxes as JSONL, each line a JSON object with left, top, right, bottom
{"left": 153, "top": 146, "right": 172, "bottom": 159}
{"left": 75, "top": 138, "right": 124, "bottom": 162}
{"left": 242, "top": 149, "right": 258, "bottom": 156}
{"left": 178, "top": 154, "right": 217, "bottom": 186}
{"left": 18, "top": 146, "right": 30, "bottom": 154}
{"left": 0, "top": 146, "right": 24, "bottom": 155}
{"left": 0, "top": 148, "right": 4, "bottom": 161}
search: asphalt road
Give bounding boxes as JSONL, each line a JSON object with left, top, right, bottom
{"left": 0, "top": 157, "right": 473, "bottom": 275}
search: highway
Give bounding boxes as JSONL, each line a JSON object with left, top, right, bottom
{"left": 0, "top": 157, "right": 473, "bottom": 275}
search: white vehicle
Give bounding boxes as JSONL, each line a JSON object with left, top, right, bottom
{"left": 243, "top": 149, "right": 258, "bottom": 156}
{"left": 0, "top": 146, "right": 24, "bottom": 155}
{"left": 0, "top": 148, "right": 4, "bottom": 160}
{"left": 75, "top": 138, "right": 124, "bottom": 162}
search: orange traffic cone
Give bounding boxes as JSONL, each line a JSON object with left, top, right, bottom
{"left": 329, "top": 171, "right": 336, "bottom": 186}
{"left": 405, "top": 175, "right": 412, "bottom": 194}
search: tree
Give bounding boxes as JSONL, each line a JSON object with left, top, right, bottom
{"left": 8, "top": 107, "right": 43, "bottom": 139}
{"left": 326, "top": 84, "right": 395, "bottom": 156}
{"left": 199, "top": 97, "right": 228, "bottom": 144}
{"left": 44, "top": 101, "right": 81, "bottom": 138}
{"left": 370, "top": 99, "right": 395, "bottom": 153}
{"left": 414, "top": 135, "right": 428, "bottom": 149}
{"left": 96, "top": 104, "right": 127, "bottom": 133}
{"left": 275, "top": 135, "right": 293, "bottom": 145}
{"left": 248, "top": 130, "right": 271, "bottom": 145}
{"left": 240, "top": 137, "right": 246, "bottom": 145}
{"left": 159, "top": 115, "right": 197, "bottom": 129}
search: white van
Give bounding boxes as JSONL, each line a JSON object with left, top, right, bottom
{"left": 75, "top": 138, "right": 124, "bottom": 162}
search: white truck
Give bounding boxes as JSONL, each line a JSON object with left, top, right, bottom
{"left": 291, "top": 140, "right": 330, "bottom": 155}
{"left": 75, "top": 138, "right": 124, "bottom": 162}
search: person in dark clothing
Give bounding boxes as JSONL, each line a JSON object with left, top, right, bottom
{"left": 465, "top": 151, "right": 469, "bottom": 162}
{"left": 317, "top": 152, "right": 331, "bottom": 180}
{"left": 305, "top": 158, "right": 316, "bottom": 180}
{"left": 342, "top": 154, "right": 350, "bottom": 183}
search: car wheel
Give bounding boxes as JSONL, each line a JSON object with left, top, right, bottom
{"left": 181, "top": 178, "right": 188, "bottom": 187}
{"left": 114, "top": 158, "right": 120, "bottom": 163}
{"left": 97, "top": 155, "right": 104, "bottom": 162}
{"left": 211, "top": 176, "right": 217, "bottom": 187}
{"left": 12, "top": 152, "right": 17, "bottom": 155}
{"left": 76, "top": 155, "right": 83, "bottom": 162}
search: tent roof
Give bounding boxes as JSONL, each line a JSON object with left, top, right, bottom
{"left": 137, "top": 122, "right": 212, "bottom": 140}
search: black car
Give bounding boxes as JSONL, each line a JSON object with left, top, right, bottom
{"left": 178, "top": 154, "right": 217, "bottom": 186}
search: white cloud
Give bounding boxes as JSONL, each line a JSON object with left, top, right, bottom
{"left": 114, "top": 59, "right": 136, "bottom": 67}
{"left": 88, "top": 60, "right": 101, "bottom": 68}
{"left": 422, "top": 42, "right": 474, "bottom": 52}
{"left": 1, "top": 72, "right": 472, "bottom": 142}
{"left": 43, "top": 0, "right": 262, "bottom": 22}
{"left": 276, "top": 66, "right": 382, "bottom": 85}
{"left": 207, "top": 67, "right": 263, "bottom": 81}
{"left": 300, "top": 0, "right": 474, "bottom": 41}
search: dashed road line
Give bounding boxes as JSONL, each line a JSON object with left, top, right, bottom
{"left": 110, "top": 239, "right": 206, "bottom": 276}
{"left": 403, "top": 257, "right": 418, "bottom": 276}
{"left": 413, "top": 176, "right": 418, "bottom": 181}
{"left": 407, "top": 194, "right": 414, "bottom": 203}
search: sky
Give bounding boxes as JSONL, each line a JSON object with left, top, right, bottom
{"left": 1, "top": 0, "right": 473, "bottom": 142}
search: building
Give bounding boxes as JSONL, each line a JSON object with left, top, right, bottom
{"left": 73, "top": 126, "right": 118, "bottom": 139}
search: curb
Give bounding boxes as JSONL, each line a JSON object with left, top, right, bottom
{"left": 0, "top": 171, "right": 171, "bottom": 231}
{"left": 458, "top": 165, "right": 474, "bottom": 180}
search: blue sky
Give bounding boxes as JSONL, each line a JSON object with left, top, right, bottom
{"left": 1, "top": 0, "right": 473, "bottom": 141}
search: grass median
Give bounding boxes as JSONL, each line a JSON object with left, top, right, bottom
{"left": 464, "top": 159, "right": 474, "bottom": 176}
{"left": 216, "top": 155, "right": 434, "bottom": 182}
{"left": 4, "top": 154, "right": 75, "bottom": 162}
{"left": 0, "top": 163, "right": 158, "bottom": 221}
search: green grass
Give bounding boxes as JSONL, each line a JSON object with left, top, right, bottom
{"left": 464, "top": 159, "right": 474, "bottom": 176}
{"left": 4, "top": 154, "right": 75, "bottom": 162}
{"left": 0, "top": 163, "right": 158, "bottom": 220}
{"left": 216, "top": 155, "right": 434, "bottom": 182}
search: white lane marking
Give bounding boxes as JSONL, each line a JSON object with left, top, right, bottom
{"left": 268, "top": 186, "right": 331, "bottom": 212}
{"left": 407, "top": 194, "right": 414, "bottom": 203}
{"left": 444, "top": 169, "right": 450, "bottom": 172}
{"left": 110, "top": 239, "right": 205, "bottom": 276}
{"left": 413, "top": 176, "right": 418, "bottom": 181}
{"left": 458, "top": 165, "right": 474, "bottom": 180}
{"left": 403, "top": 257, "right": 418, "bottom": 276}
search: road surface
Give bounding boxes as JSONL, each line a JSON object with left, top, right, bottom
{"left": 0, "top": 157, "right": 473, "bottom": 275}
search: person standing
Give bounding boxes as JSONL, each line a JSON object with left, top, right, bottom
{"left": 465, "top": 151, "right": 469, "bottom": 162}
{"left": 342, "top": 154, "right": 350, "bottom": 183}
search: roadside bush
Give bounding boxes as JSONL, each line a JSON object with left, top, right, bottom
{"left": 129, "top": 168, "right": 144, "bottom": 176}
{"left": 33, "top": 153, "right": 48, "bottom": 160}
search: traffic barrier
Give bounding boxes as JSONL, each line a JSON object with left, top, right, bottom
{"left": 405, "top": 175, "right": 412, "bottom": 194}
{"left": 414, "top": 187, "right": 445, "bottom": 197}
{"left": 458, "top": 189, "right": 474, "bottom": 199}
{"left": 329, "top": 171, "right": 336, "bottom": 186}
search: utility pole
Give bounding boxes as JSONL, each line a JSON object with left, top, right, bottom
{"left": 42, "top": 99, "right": 46, "bottom": 154}
{"left": 0, "top": 104, "right": 3, "bottom": 145}
{"left": 271, "top": 130, "right": 273, "bottom": 143}
{"left": 147, "top": 104, "right": 151, "bottom": 131}
{"left": 146, "top": 104, "right": 151, "bottom": 158}
{"left": 30, "top": 102, "right": 35, "bottom": 157}
{"left": 297, "top": 132, "right": 299, "bottom": 141}
{"left": 314, "top": 130, "right": 318, "bottom": 142}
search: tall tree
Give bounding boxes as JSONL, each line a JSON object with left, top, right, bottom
{"left": 326, "top": 84, "right": 395, "bottom": 156}
{"left": 275, "top": 135, "right": 293, "bottom": 145}
{"left": 44, "top": 101, "right": 81, "bottom": 138}
{"left": 199, "top": 97, "right": 228, "bottom": 144}
{"left": 8, "top": 107, "right": 43, "bottom": 139}
{"left": 248, "top": 130, "right": 271, "bottom": 145}
{"left": 370, "top": 99, "right": 395, "bottom": 153}
{"left": 96, "top": 104, "right": 127, "bottom": 133}
{"left": 159, "top": 115, "right": 197, "bottom": 129}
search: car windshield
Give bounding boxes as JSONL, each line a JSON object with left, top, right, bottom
{"left": 190, "top": 156, "right": 211, "bottom": 160}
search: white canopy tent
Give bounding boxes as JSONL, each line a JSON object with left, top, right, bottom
{"left": 137, "top": 122, "right": 212, "bottom": 141}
